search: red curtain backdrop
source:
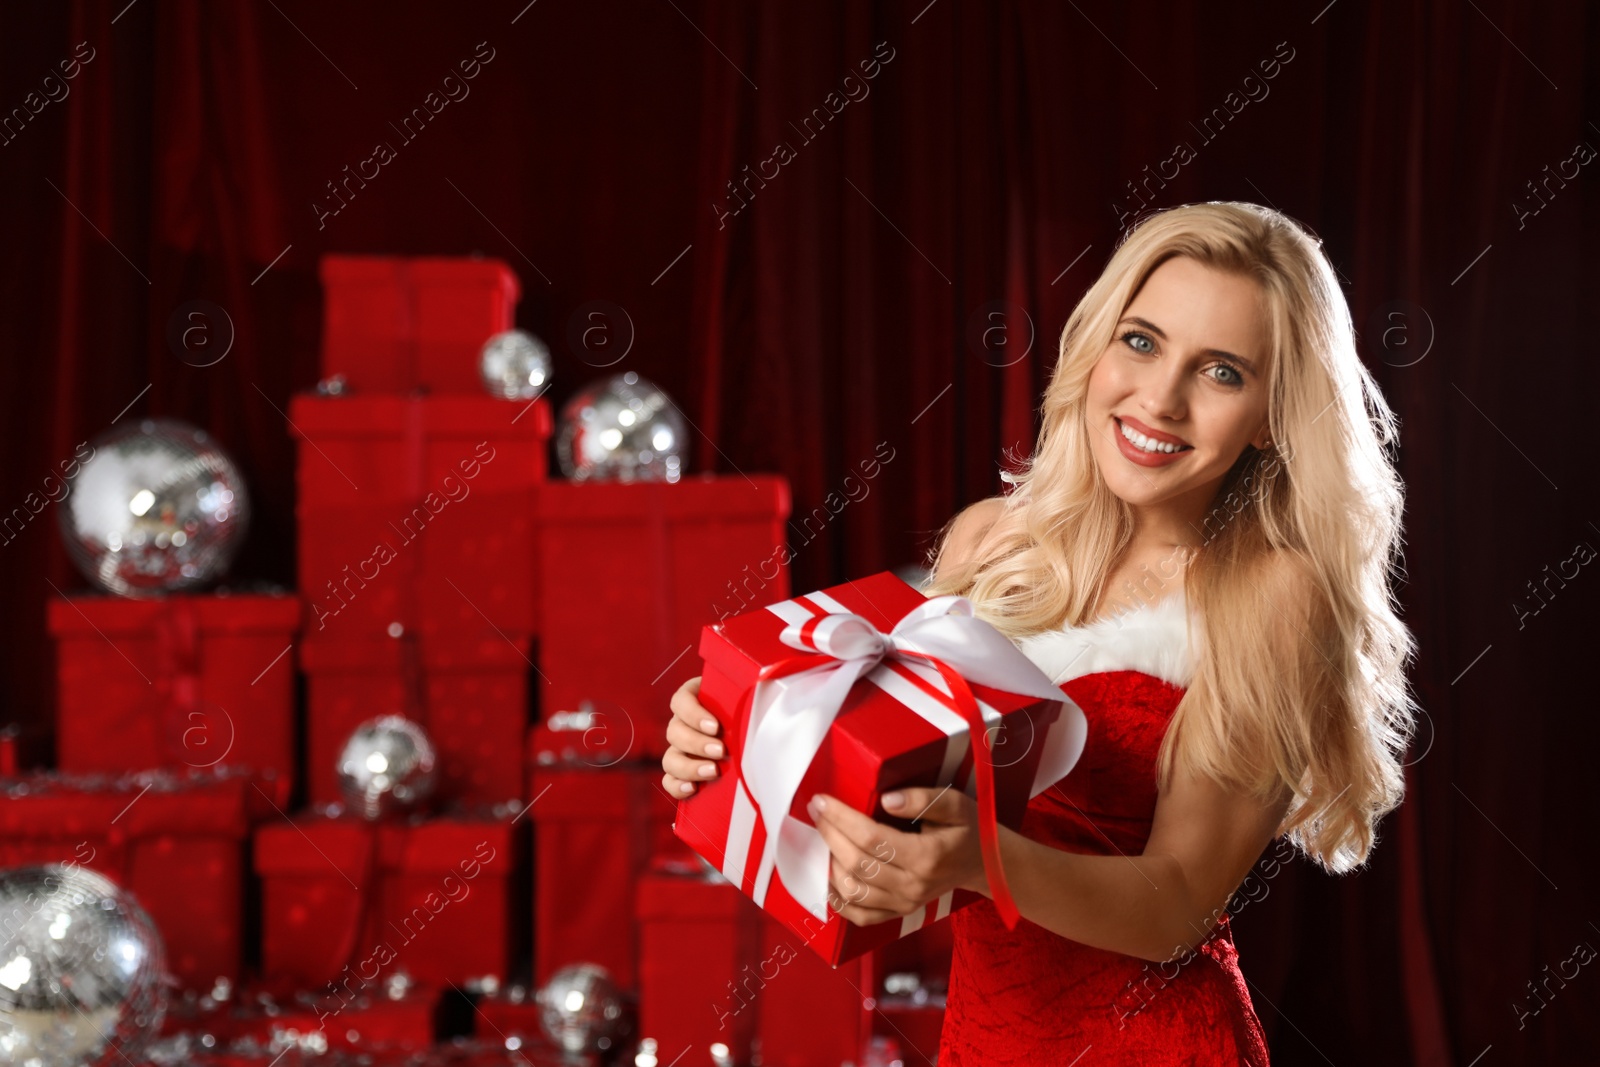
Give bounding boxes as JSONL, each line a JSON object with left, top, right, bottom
{"left": 2, "top": 2, "right": 1596, "bottom": 1064}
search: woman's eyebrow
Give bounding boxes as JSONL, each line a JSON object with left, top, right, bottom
{"left": 1118, "top": 315, "right": 1258, "bottom": 374}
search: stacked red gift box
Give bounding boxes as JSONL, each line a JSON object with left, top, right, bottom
{"left": 6, "top": 254, "right": 961, "bottom": 1065}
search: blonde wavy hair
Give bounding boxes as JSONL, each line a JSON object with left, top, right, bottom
{"left": 923, "top": 201, "right": 1417, "bottom": 874}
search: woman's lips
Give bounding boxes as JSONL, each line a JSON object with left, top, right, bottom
{"left": 1114, "top": 417, "right": 1192, "bottom": 467}
{"left": 1117, "top": 414, "right": 1189, "bottom": 446}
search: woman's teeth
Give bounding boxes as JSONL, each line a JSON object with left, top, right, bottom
{"left": 1119, "top": 420, "right": 1189, "bottom": 454}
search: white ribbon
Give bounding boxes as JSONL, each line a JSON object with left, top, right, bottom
{"left": 730, "top": 593, "right": 1087, "bottom": 923}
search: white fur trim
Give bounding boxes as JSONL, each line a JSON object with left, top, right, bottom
{"left": 1014, "top": 591, "right": 1196, "bottom": 689}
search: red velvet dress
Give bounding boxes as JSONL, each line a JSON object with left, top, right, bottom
{"left": 938, "top": 593, "right": 1271, "bottom": 1066}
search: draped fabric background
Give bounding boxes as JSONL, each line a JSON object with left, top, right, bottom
{"left": 2, "top": 2, "right": 1595, "bottom": 1063}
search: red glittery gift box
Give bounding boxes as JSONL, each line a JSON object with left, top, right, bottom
{"left": 533, "top": 475, "right": 790, "bottom": 761}
{"left": 253, "top": 811, "right": 519, "bottom": 989}
{"left": 319, "top": 254, "right": 521, "bottom": 395}
{"left": 527, "top": 761, "right": 688, "bottom": 992}
{"left": 288, "top": 393, "right": 551, "bottom": 646}
{"left": 300, "top": 634, "right": 532, "bottom": 808}
{"left": 0, "top": 768, "right": 269, "bottom": 991}
{"left": 46, "top": 593, "right": 299, "bottom": 807}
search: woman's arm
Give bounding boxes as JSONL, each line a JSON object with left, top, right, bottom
{"left": 982, "top": 767, "right": 1291, "bottom": 961}
{"left": 812, "top": 768, "right": 1289, "bottom": 964}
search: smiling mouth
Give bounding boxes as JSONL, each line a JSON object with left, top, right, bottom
{"left": 1116, "top": 417, "right": 1193, "bottom": 455}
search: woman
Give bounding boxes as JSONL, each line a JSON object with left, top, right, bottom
{"left": 662, "top": 201, "right": 1417, "bottom": 1064}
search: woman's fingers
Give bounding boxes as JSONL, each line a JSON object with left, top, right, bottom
{"left": 883, "top": 786, "right": 969, "bottom": 826}
{"left": 670, "top": 676, "right": 720, "bottom": 737}
{"left": 662, "top": 679, "right": 729, "bottom": 800}
{"left": 661, "top": 771, "right": 697, "bottom": 797}
{"left": 830, "top": 854, "right": 901, "bottom": 913}
{"left": 827, "top": 885, "right": 902, "bottom": 927}
{"left": 810, "top": 795, "right": 920, "bottom": 904}
{"left": 662, "top": 739, "right": 718, "bottom": 783}
{"left": 666, "top": 717, "right": 725, "bottom": 763}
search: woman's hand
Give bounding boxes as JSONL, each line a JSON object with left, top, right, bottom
{"left": 660, "top": 676, "right": 726, "bottom": 797}
{"left": 808, "top": 787, "right": 990, "bottom": 926}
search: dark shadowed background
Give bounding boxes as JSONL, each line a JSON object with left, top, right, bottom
{"left": 2, "top": 2, "right": 1596, "bottom": 1063}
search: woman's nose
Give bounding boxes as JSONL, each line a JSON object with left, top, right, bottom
{"left": 1138, "top": 365, "right": 1188, "bottom": 422}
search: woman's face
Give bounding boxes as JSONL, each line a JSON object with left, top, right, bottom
{"left": 1084, "top": 255, "right": 1273, "bottom": 538}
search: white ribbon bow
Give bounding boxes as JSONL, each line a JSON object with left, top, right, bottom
{"left": 735, "top": 594, "right": 1086, "bottom": 921}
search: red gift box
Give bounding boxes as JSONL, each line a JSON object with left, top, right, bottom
{"left": 289, "top": 393, "right": 550, "bottom": 645}
{"left": 0, "top": 768, "right": 267, "bottom": 990}
{"left": 534, "top": 476, "right": 790, "bottom": 761}
{"left": 158, "top": 976, "right": 443, "bottom": 1053}
{"left": 674, "top": 571, "right": 1086, "bottom": 965}
{"left": 635, "top": 864, "right": 763, "bottom": 1067}
{"left": 0, "top": 724, "right": 21, "bottom": 775}
{"left": 528, "top": 762, "right": 689, "bottom": 991}
{"left": 320, "top": 254, "right": 521, "bottom": 394}
{"left": 528, "top": 705, "right": 647, "bottom": 769}
{"left": 253, "top": 812, "right": 519, "bottom": 988}
{"left": 302, "top": 634, "right": 532, "bottom": 807}
{"left": 47, "top": 593, "right": 299, "bottom": 807}
{"left": 750, "top": 912, "right": 872, "bottom": 1067}
{"left": 868, "top": 984, "right": 947, "bottom": 1067}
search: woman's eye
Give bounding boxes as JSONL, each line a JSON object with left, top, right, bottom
{"left": 1119, "top": 331, "right": 1155, "bottom": 355}
{"left": 1208, "top": 363, "right": 1244, "bottom": 386}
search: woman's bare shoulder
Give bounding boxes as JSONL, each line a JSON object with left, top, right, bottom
{"left": 935, "top": 496, "right": 1009, "bottom": 580}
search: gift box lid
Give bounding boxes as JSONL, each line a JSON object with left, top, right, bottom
{"left": 298, "top": 633, "right": 533, "bottom": 672}
{"left": 253, "top": 813, "right": 516, "bottom": 877}
{"left": 0, "top": 769, "right": 267, "bottom": 839}
{"left": 695, "top": 569, "right": 1070, "bottom": 792}
{"left": 46, "top": 592, "right": 301, "bottom": 638}
{"left": 321, "top": 253, "right": 521, "bottom": 303}
{"left": 697, "top": 570, "right": 921, "bottom": 693}
{"left": 635, "top": 867, "right": 753, "bottom": 922}
{"left": 382, "top": 815, "right": 514, "bottom": 875}
{"left": 286, "top": 393, "right": 553, "bottom": 440}
{"left": 527, "top": 762, "right": 666, "bottom": 821}
{"left": 537, "top": 474, "right": 790, "bottom": 523}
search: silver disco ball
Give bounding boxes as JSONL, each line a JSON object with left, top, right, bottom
{"left": 537, "top": 963, "right": 626, "bottom": 1054}
{"left": 58, "top": 418, "right": 250, "bottom": 597}
{"left": 479, "top": 329, "right": 553, "bottom": 400}
{"left": 0, "top": 865, "right": 168, "bottom": 1066}
{"left": 556, "top": 372, "right": 686, "bottom": 483}
{"left": 336, "top": 715, "right": 438, "bottom": 820}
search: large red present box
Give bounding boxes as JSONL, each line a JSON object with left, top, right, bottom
{"left": 253, "top": 811, "right": 519, "bottom": 988}
{"left": 47, "top": 593, "right": 299, "bottom": 806}
{"left": 289, "top": 393, "right": 550, "bottom": 644}
{"left": 319, "top": 254, "right": 520, "bottom": 394}
{"left": 528, "top": 761, "right": 689, "bottom": 991}
{"left": 302, "top": 634, "right": 531, "bottom": 807}
{"left": 750, "top": 910, "right": 872, "bottom": 1067}
{"left": 674, "top": 571, "right": 1087, "bottom": 965}
{"left": 635, "top": 863, "right": 762, "bottom": 1067}
{"left": 534, "top": 476, "right": 790, "bottom": 761}
{"left": 0, "top": 767, "right": 268, "bottom": 990}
